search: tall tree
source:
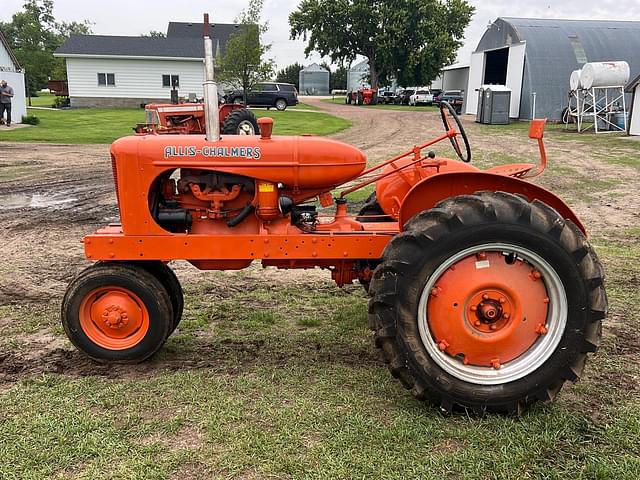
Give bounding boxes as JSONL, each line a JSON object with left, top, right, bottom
{"left": 141, "top": 30, "right": 166, "bottom": 38}
{"left": 0, "top": 0, "right": 92, "bottom": 94}
{"left": 289, "top": 0, "right": 473, "bottom": 89}
{"left": 330, "top": 65, "right": 347, "bottom": 91}
{"left": 217, "top": 0, "right": 274, "bottom": 102}
{"left": 276, "top": 62, "right": 303, "bottom": 90}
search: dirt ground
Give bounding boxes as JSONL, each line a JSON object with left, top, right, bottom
{"left": 0, "top": 101, "right": 638, "bottom": 386}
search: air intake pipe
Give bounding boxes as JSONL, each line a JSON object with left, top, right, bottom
{"left": 203, "top": 13, "right": 220, "bottom": 142}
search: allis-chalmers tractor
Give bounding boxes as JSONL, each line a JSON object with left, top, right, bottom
{"left": 346, "top": 87, "right": 378, "bottom": 105}
{"left": 61, "top": 16, "right": 606, "bottom": 414}
{"left": 135, "top": 102, "right": 259, "bottom": 136}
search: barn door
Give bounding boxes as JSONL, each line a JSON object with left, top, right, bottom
{"left": 506, "top": 42, "right": 526, "bottom": 118}
{"left": 465, "top": 52, "right": 484, "bottom": 115}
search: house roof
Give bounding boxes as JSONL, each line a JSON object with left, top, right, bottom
{"left": 55, "top": 35, "right": 206, "bottom": 59}
{"left": 301, "top": 63, "right": 329, "bottom": 73}
{"left": 55, "top": 22, "right": 242, "bottom": 60}
{"left": 167, "top": 22, "right": 241, "bottom": 44}
{"left": 0, "top": 30, "right": 21, "bottom": 70}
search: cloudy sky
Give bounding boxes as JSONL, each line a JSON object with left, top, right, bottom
{"left": 2, "top": 0, "right": 640, "bottom": 69}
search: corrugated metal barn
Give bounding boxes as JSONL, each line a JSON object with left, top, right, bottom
{"left": 465, "top": 18, "right": 640, "bottom": 120}
{"left": 347, "top": 60, "right": 369, "bottom": 91}
{"left": 299, "top": 63, "right": 329, "bottom": 95}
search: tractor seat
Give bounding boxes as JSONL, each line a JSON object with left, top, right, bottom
{"left": 486, "top": 163, "right": 535, "bottom": 178}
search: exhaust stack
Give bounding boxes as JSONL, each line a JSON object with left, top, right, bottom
{"left": 203, "top": 13, "right": 220, "bottom": 142}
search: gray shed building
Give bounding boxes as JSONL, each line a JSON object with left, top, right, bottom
{"left": 465, "top": 18, "right": 640, "bottom": 120}
{"left": 299, "top": 63, "right": 330, "bottom": 95}
{"left": 347, "top": 59, "right": 369, "bottom": 91}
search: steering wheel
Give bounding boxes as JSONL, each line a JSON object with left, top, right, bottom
{"left": 439, "top": 101, "right": 471, "bottom": 163}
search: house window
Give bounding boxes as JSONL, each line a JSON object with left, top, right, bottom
{"left": 97, "top": 73, "right": 115, "bottom": 86}
{"left": 162, "top": 75, "right": 180, "bottom": 88}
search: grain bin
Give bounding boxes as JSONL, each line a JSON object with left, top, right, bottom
{"left": 299, "top": 63, "right": 330, "bottom": 95}
{"left": 580, "top": 61, "right": 630, "bottom": 89}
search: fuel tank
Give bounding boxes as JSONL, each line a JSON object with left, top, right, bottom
{"left": 112, "top": 133, "right": 367, "bottom": 190}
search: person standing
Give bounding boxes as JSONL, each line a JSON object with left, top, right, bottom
{"left": 0, "top": 80, "right": 14, "bottom": 126}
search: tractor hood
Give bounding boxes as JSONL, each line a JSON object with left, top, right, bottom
{"left": 112, "top": 133, "right": 367, "bottom": 190}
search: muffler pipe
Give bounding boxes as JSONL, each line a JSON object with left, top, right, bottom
{"left": 203, "top": 13, "right": 220, "bottom": 142}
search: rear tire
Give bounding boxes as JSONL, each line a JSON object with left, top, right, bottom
{"left": 221, "top": 109, "right": 260, "bottom": 135}
{"left": 62, "top": 262, "right": 173, "bottom": 363}
{"left": 368, "top": 192, "right": 606, "bottom": 414}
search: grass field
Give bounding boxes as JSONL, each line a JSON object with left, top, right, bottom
{"left": 0, "top": 104, "right": 348, "bottom": 144}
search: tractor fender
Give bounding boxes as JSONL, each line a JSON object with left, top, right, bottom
{"left": 398, "top": 171, "right": 586, "bottom": 234}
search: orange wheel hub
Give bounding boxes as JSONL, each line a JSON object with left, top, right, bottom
{"left": 79, "top": 287, "right": 149, "bottom": 350}
{"left": 427, "top": 252, "right": 549, "bottom": 368}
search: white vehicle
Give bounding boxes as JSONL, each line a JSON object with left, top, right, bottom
{"left": 409, "top": 88, "right": 434, "bottom": 106}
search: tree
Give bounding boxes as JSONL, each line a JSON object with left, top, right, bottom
{"left": 0, "top": 0, "right": 92, "bottom": 95}
{"left": 141, "top": 30, "right": 166, "bottom": 38}
{"left": 217, "top": 0, "right": 274, "bottom": 102}
{"left": 275, "top": 62, "right": 303, "bottom": 90}
{"left": 289, "top": 0, "right": 474, "bottom": 89}
{"left": 330, "top": 65, "right": 347, "bottom": 91}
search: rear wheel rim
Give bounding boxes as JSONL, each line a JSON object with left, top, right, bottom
{"left": 79, "top": 286, "right": 150, "bottom": 350}
{"left": 417, "top": 243, "right": 567, "bottom": 385}
{"left": 237, "top": 120, "right": 256, "bottom": 135}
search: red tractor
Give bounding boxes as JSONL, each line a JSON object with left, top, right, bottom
{"left": 346, "top": 87, "right": 378, "bottom": 105}
{"left": 61, "top": 16, "right": 606, "bottom": 414}
{"left": 135, "top": 102, "right": 259, "bottom": 136}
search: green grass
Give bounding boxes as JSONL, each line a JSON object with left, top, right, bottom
{"left": 289, "top": 101, "right": 320, "bottom": 111}
{"left": 25, "top": 91, "right": 57, "bottom": 108}
{"left": 0, "top": 107, "right": 351, "bottom": 144}
{"left": 323, "top": 96, "right": 438, "bottom": 112}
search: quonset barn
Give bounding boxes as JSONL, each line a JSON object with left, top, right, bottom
{"left": 464, "top": 18, "right": 640, "bottom": 120}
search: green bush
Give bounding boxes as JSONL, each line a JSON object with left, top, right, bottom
{"left": 53, "top": 96, "right": 70, "bottom": 108}
{"left": 21, "top": 114, "right": 40, "bottom": 125}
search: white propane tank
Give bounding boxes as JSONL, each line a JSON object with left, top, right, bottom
{"left": 570, "top": 69, "right": 582, "bottom": 91}
{"left": 580, "top": 61, "right": 630, "bottom": 89}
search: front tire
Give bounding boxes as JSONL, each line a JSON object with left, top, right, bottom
{"left": 62, "top": 263, "right": 173, "bottom": 363}
{"left": 368, "top": 192, "right": 606, "bottom": 414}
{"left": 275, "top": 99, "right": 287, "bottom": 111}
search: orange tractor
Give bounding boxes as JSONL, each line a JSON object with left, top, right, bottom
{"left": 135, "top": 102, "right": 259, "bottom": 136}
{"left": 62, "top": 16, "right": 606, "bottom": 414}
{"left": 346, "top": 87, "right": 378, "bottom": 105}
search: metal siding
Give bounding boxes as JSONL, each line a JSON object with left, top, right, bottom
{"left": 299, "top": 70, "right": 330, "bottom": 95}
{"left": 474, "top": 18, "right": 640, "bottom": 120}
{"left": 66, "top": 57, "right": 204, "bottom": 99}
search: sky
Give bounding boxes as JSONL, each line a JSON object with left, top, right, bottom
{"left": 2, "top": 0, "right": 640, "bottom": 70}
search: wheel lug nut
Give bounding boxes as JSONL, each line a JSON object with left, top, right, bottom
{"left": 499, "top": 297, "right": 506, "bottom": 304}
{"left": 470, "top": 305, "right": 477, "bottom": 312}
{"left": 491, "top": 359, "right": 502, "bottom": 370}
{"left": 489, "top": 324, "right": 497, "bottom": 331}
{"left": 474, "top": 321, "right": 482, "bottom": 327}
{"left": 482, "top": 294, "right": 489, "bottom": 300}
{"left": 535, "top": 324, "right": 548, "bottom": 335}
{"left": 503, "top": 313, "right": 510, "bottom": 319}
{"left": 437, "top": 340, "right": 449, "bottom": 352}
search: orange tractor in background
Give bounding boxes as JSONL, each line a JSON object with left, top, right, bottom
{"left": 135, "top": 102, "right": 259, "bottom": 136}
{"left": 61, "top": 15, "right": 606, "bottom": 414}
{"left": 346, "top": 87, "right": 378, "bottom": 105}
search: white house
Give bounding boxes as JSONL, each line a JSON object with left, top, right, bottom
{"left": 0, "top": 31, "right": 27, "bottom": 124}
{"left": 54, "top": 22, "right": 239, "bottom": 107}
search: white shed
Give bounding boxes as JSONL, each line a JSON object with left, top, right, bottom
{"left": 0, "top": 31, "right": 27, "bottom": 124}
{"left": 628, "top": 74, "right": 640, "bottom": 136}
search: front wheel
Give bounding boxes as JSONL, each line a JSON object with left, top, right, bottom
{"left": 368, "top": 192, "right": 606, "bottom": 414}
{"left": 275, "top": 99, "right": 287, "bottom": 111}
{"left": 62, "top": 262, "right": 173, "bottom": 363}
